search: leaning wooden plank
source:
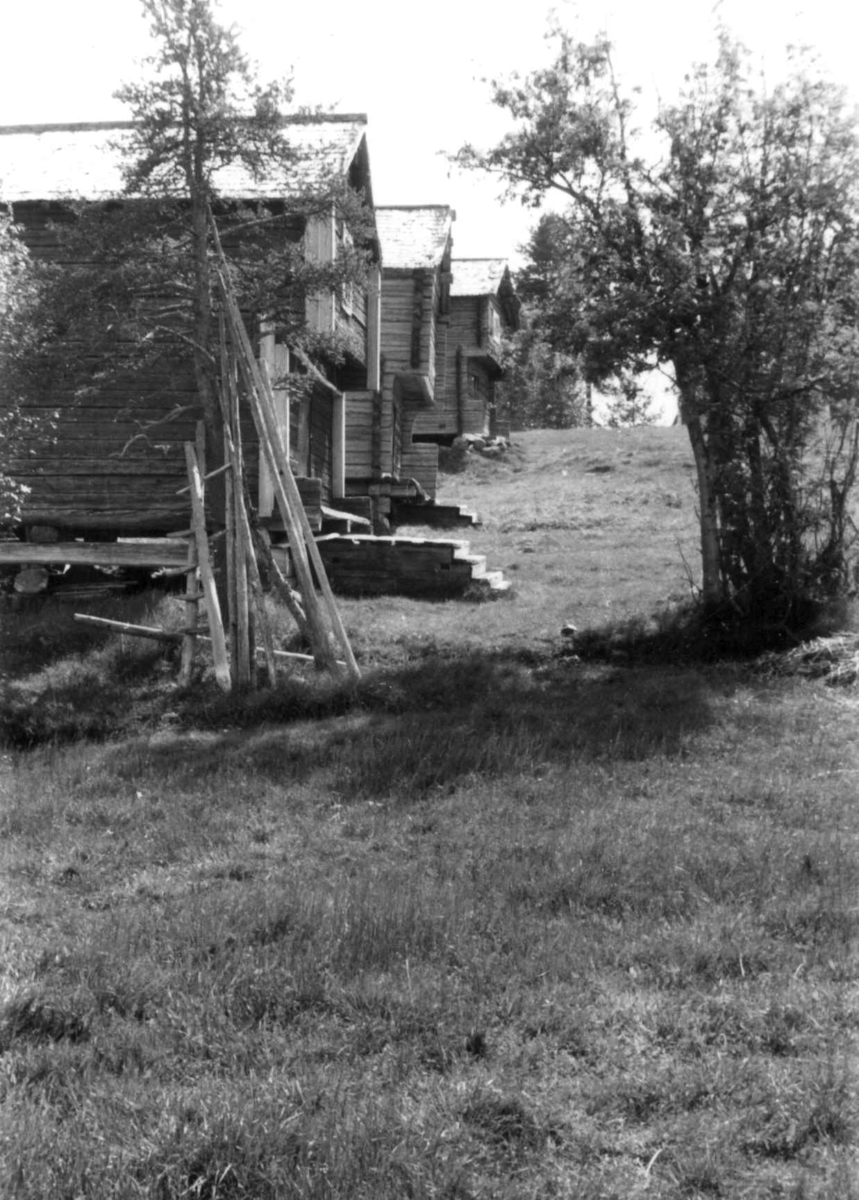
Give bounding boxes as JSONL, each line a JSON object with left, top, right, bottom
{"left": 251, "top": 359, "right": 359, "bottom": 679}
{"left": 223, "top": 413, "right": 238, "bottom": 682}
{"left": 185, "top": 442, "right": 231, "bottom": 692}
{"left": 248, "top": 342, "right": 359, "bottom": 677}
{"left": 209, "top": 220, "right": 354, "bottom": 678}
{"left": 228, "top": 337, "right": 252, "bottom": 687}
{"left": 217, "top": 282, "right": 337, "bottom": 674}
{"left": 216, "top": 319, "right": 284, "bottom": 682}
{"left": 244, "top": 368, "right": 338, "bottom": 673}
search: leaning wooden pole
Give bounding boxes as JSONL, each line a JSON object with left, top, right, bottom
{"left": 214, "top": 289, "right": 342, "bottom": 674}
{"left": 208, "top": 212, "right": 359, "bottom": 679}
{"left": 216, "top": 284, "right": 333, "bottom": 669}
{"left": 253, "top": 361, "right": 361, "bottom": 681}
{"left": 213, "top": 271, "right": 359, "bottom": 679}
{"left": 185, "top": 442, "right": 231, "bottom": 691}
{"left": 219, "top": 314, "right": 252, "bottom": 686}
{"left": 229, "top": 349, "right": 252, "bottom": 686}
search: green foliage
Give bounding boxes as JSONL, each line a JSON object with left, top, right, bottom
{"left": 459, "top": 28, "right": 859, "bottom": 626}
{"left": 498, "top": 320, "right": 589, "bottom": 429}
{"left": 0, "top": 214, "right": 54, "bottom": 524}
{"left": 24, "top": 0, "right": 373, "bottom": 444}
{"left": 115, "top": 0, "right": 293, "bottom": 202}
{"left": 602, "top": 371, "right": 658, "bottom": 429}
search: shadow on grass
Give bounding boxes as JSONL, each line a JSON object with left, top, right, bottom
{"left": 78, "top": 646, "right": 720, "bottom": 803}
{"left": 0, "top": 591, "right": 181, "bottom": 749}
{"left": 0, "top": 590, "right": 166, "bottom": 677}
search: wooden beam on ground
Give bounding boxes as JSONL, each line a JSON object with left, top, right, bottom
{"left": 74, "top": 614, "right": 199, "bottom": 643}
{"left": 73, "top": 613, "right": 343, "bottom": 667}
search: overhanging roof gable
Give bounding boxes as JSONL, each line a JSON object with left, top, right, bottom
{"left": 376, "top": 205, "right": 453, "bottom": 270}
{"left": 450, "top": 257, "right": 510, "bottom": 298}
{"left": 0, "top": 115, "right": 370, "bottom": 203}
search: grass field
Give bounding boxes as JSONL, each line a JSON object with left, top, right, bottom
{"left": 1, "top": 426, "right": 857, "bottom": 1198}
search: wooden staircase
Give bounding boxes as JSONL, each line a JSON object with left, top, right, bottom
{"left": 390, "top": 499, "right": 481, "bottom": 530}
{"left": 314, "top": 534, "right": 510, "bottom": 598}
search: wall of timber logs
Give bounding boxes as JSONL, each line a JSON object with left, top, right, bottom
{"left": 5, "top": 200, "right": 348, "bottom": 537}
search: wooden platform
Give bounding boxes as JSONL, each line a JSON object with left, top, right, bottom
{"left": 0, "top": 539, "right": 189, "bottom": 568}
{"left": 0, "top": 531, "right": 509, "bottom": 603}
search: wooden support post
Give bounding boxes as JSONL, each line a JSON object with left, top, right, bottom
{"left": 367, "top": 263, "right": 381, "bottom": 392}
{"left": 185, "top": 442, "right": 231, "bottom": 691}
{"left": 332, "top": 390, "right": 346, "bottom": 500}
{"left": 178, "top": 535, "right": 199, "bottom": 687}
{"left": 456, "top": 346, "right": 465, "bottom": 436}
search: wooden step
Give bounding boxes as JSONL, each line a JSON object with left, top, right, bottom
{"left": 391, "top": 500, "right": 481, "bottom": 530}
{"left": 314, "top": 534, "right": 508, "bottom": 599}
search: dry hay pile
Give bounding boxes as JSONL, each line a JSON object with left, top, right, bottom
{"left": 757, "top": 633, "right": 859, "bottom": 686}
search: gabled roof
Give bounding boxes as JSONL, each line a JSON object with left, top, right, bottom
{"left": 0, "top": 115, "right": 371, "bottom": 203}
{"left": 375, "top": 205, "right": 453, "bottom": 270}
{"left": 450, "top": 258, "right": 510, "bottom": 297}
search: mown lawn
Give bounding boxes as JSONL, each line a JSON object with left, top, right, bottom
{"left": 1, "top": 427, "right": 857, "bottom": 1198}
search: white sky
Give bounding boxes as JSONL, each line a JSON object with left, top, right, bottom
{"left": 2, "top": 0, "right": 856, "bottom": 422}
{"left": 2, "top": 0, "right": 856, "bottom": 264}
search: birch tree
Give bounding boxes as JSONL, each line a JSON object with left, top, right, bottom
{"left": 459, "top": 32, "right": 859, "bottom": 630}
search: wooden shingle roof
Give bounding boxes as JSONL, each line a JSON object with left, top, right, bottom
{"left": 0, "top": 115, "right": 370, "bottom": 202}
{"left": 375, "top": 206, "right": 453, "bottom": 270}
{"left": 450, "top": 258, "right": 509, "bottom": 297}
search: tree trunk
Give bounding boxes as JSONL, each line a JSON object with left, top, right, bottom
{"left": 678, "top": 385, "right": 724, "bottom": 609}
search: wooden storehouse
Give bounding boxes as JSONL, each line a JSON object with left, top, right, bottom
{"left": 343, "top": 204, "right": 454, "bottom": 516}
{"left": 0, "top": 115, "right": 381, "bottom": 539}
{"left": 412, "top": 257, "right": 520, "bottom": 447}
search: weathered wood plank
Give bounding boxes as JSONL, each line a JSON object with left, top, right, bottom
{"left": 0, "top": 541, "right": 189, "bottom": 567}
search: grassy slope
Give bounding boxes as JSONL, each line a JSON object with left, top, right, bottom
{"left": 349, "top": 425, "right": 701, "bottom": 659}
{"left": 1, "top": 427, "right": 858, "bottom": 1199}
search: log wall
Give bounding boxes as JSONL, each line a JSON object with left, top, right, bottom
{"left": 412, "top": 295, "right": 505, "bottom": 442}
{"left": 6, "top": 200, "right": 349, "bottom": 536}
